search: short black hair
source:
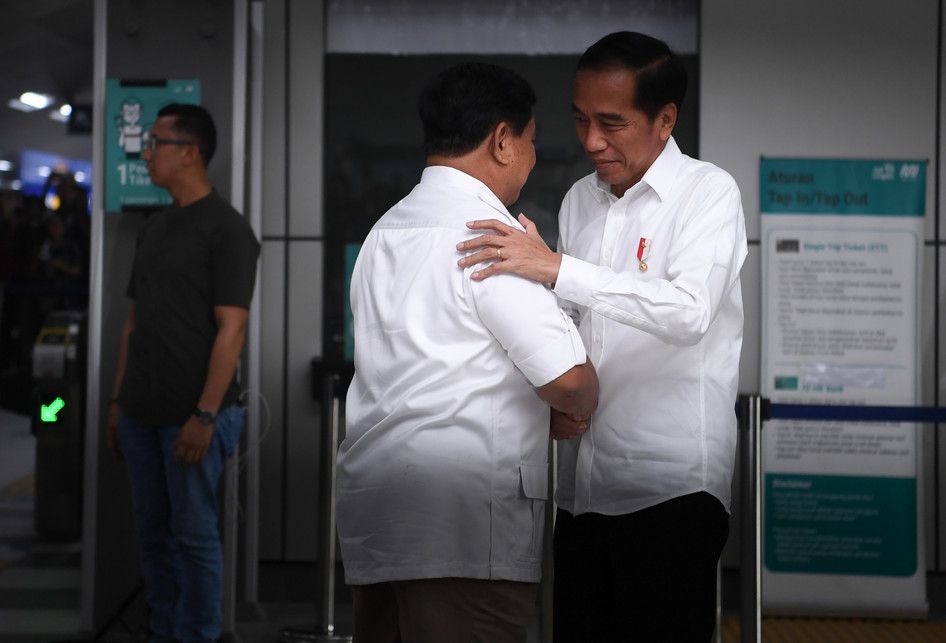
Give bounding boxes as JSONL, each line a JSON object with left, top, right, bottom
{"left": 157, "top": 103, "right": 217, "bottom": 167}
{"left": 418, "top": 62, "right": 536, "bottom": 157}
{"left": 577, "top": 31, "right": 687, "bottom": 121}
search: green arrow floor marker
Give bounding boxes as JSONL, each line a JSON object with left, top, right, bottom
{"left": 40, "top": 397, "right": 66, "bottom": 423}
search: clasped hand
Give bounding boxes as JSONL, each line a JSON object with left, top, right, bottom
{"left": 551, "top": 409, "right": 590, "bottom": 440}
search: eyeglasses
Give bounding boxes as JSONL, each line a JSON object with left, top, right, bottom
{"left": 144, "top": 136, "right": 196, "bottom": 152}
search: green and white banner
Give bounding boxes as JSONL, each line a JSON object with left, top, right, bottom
{"left": 105, "top": 79, "right": 200, "bottom": 212}
{"left": 760, "top": 157, "right": 927, "bottom": 617}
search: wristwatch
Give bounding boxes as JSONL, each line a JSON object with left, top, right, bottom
{"left": 193, "top": 408, "right": 217, "bottom": 426}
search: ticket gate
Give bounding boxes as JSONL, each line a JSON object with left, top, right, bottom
{"left": 31, "top": 309, "right": 86, "bottom": 539}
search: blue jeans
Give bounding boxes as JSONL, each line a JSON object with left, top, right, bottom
{"left": 120, "top": 405, "right": 244, "bottom": 643}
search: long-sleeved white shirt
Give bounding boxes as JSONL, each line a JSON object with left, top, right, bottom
{"left": 337, "top": 166, "right": 587, "bottom": 585}
{"left": 553, "top": 137, "right": 747, "bottom": 515}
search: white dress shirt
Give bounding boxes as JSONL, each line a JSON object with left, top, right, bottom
{"left": 553, "top": 137, "right": 747, "bottom": 516}
{"left": 337, "top": 166, "right": 586, "bottom": 586}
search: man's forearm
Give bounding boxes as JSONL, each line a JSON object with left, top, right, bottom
{"left": 196, "top": 324, "right": 246, "bottom": 414}
{"left": 537, "top": 360, "right": 599, "bottom": 420}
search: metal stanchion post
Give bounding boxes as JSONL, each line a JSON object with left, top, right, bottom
{"left": 317, "top": 373, "right": 346, "bottom": 639}
{"left": 538, "top": 441, "right": 556, "bottom": 643}
{"left": 739, "top": 394, "right": 763, "bottom": 643}
{"left": 281, "top": 371, "right": 351, "bottom": 642}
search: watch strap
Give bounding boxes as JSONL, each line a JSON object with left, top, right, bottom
{"left": 193, "top": 408, "right": 217, "bottom": 425}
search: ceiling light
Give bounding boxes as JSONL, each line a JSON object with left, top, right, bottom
{"left": 49, "top": 109, "right": 69, "bottom": 123}
{"left": 0, "top": 160, "right": 12, "bottom": 172}
{"left": 59, "top": 104, "right": 72, "bottom": 116}
{"left": 38, "top": 165, "right": 51, "bottom": 177}
{"left": 20, "top": 92, "right": 54, "bottom": 110}
{"left": 74, "top": 171, "right": 87, "bottom": 183}
{"left": 11, "top": 180, "right": 22, "bottom": 190}
{"left": 8, "top": 98, "right": 36, "bottom": 112}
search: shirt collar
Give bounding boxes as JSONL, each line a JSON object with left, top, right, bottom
{"left": 590, "top": 136, "right": 684, "bottom": 203}
{"left": 421, "top": 165, "right": 513, "bottom": 220}
{"left": 641, "top": 136, "right": 683, "bottom": 202}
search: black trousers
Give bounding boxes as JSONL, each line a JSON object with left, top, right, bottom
{"left": 553, "top": 491, "right": 729, "bottom": 643}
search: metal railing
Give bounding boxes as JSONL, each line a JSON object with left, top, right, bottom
{"left": 291, "top": 378, "right": 943, "bottom": 643}
{"left": 735, "top": 394, "right": 945, "bottom": 643}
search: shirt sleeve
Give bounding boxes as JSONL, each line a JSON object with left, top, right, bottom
{"left": 553, "top": 174, "right": 748, "bottom": 346}
{"left": 211, "top": 217, "right": 261, "bottom": 309}
{"left": 469, "top": 269, "right": 587, "bottom": 387}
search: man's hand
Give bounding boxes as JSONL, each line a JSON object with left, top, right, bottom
{"left": 457, "top": 213, "right": 562, "bottom": 284}
{"left": 174, "top": 416, "right": 214, "bottom": 465}
{"left": 106, "top": 403, "right": 123, "bottom": 461}
{"left": 551, "top": 409, "right": 589, "bottom": 440}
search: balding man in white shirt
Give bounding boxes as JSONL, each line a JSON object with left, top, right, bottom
{"left": 458, "top": 32, "right": 747, "bottom": 642}
{"left": 336, "top": 62, "right": 599, "bottom": 643}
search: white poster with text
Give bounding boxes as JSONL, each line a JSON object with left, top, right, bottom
{"left": 760, "top": 158, "right": 926, "bottom": 617}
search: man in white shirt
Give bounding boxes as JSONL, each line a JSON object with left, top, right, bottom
{"left": 336, "top": 62, "right": 599, "bottom": 643}
{"left": 458, "top": 32, "right": 748, "bottom": 642}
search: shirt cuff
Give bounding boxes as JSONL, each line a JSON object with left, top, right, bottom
{"left": 515, "top": 323, "right": 587, "bottom": 387}
{"left": 553, "top": 253, "right": 599, "bottom": 308}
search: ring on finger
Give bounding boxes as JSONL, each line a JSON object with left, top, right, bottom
{"left": 497, "top": 248, "right": 502, "bottom": 259}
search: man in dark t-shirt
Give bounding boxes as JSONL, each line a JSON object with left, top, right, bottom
{"left": 106, "top": 103, "right": 259, "bottom": 643}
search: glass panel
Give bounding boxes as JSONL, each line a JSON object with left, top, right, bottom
{"left": 322, "top": 52, "right": 699, "bottom": 358}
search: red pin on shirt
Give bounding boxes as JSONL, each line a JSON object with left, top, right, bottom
{"left": 637, "top": 237, "right": 650, "bottom": 272}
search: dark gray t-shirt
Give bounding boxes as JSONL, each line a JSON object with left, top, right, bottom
{"left": 120, "top": 191, "right": 260, "bottom": 426}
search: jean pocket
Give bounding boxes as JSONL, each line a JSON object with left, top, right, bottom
{"left": 215, "top": 405, "right": 245, "bottom": 459}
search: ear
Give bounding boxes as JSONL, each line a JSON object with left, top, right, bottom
{"left": 180, "top": 143, "right": 202, "bottom": 167}
{"left": 490, "top": 121, "right": 514, "bottom": 165}
{"left": 656, "top": 103, "right": 677, "bottom": 142}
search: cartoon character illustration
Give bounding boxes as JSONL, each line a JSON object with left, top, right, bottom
{"left": 115, "top": 98, "right": 144, "bottom": 158}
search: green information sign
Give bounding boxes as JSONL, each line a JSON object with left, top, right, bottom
{"left": 344, "top": 243, "right": 361, "bottom": 362}
{"left": 761, "top": 157, "right": 925, "bottom": 216}
{"left": 761, "top": 156, "right": 926, "bottom": 614}
{"left": 105, "top": 79, "right": 200, "bottom": 212}
{"left": 765, "top": 474, "right": 917, "bottom": 576}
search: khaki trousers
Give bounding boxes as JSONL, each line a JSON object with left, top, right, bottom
{"left": 351, "top": 577, "right": 539, "bottom": 643}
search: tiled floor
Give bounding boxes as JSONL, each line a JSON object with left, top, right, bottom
{"left": 0, "top": 408, "right": 83, "bottom": 642}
